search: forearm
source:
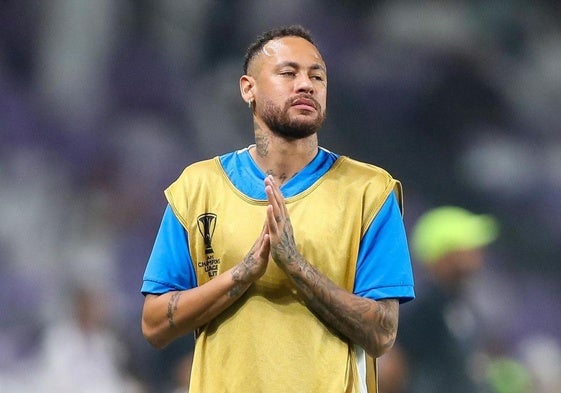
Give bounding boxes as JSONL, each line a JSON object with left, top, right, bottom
{"left": 281, "top": 254, "right": 399, "bottom": 358}
{"left": 142, "top": 224, "right": 270, "bottom": 349}
{"left": 263, "top": 177, "right": 399, "bottom": 357}
{"left": 141, "top": 263, "right": 254, "bottom": 349}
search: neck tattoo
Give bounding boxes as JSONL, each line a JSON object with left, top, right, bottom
{"left": 266, "top": 169, "right": 289, "bottom": 184}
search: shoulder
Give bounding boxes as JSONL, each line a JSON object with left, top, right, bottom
{"left": 178, "top": 157, "right": 221, "bottom": 177}
{"left": 336, "top": 156, "right": 396, "bottom": 182}
{"left": 331, "top": 156, "right": 404, "bottom": 216}
{"left": 170, "top": 156, "right": 228, "bottom": 188}
{"left": 164, "top": 157, "right": 225, "bottom": 204}
{"left": 334, "top": 157, "right": 401, "bottom": 198}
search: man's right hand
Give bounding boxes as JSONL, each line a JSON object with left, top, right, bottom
{"left": 232, "top": 225, "right": 271, "bottom": 286}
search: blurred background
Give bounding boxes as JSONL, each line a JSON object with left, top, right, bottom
{"left": 1, "top": 0, "right": 560, "bottom": 392}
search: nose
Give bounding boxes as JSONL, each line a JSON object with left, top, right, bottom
{"left": 294, "top": 73, "right": 314, "bottom": 94}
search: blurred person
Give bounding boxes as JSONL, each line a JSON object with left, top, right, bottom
{"left": 397, "top": 206, "right": 499, "bottom": 393}
{"left": 517, "top": 334, "right": 561, "bottom": 393}
{"left": 141, "top": 25, "right": 415, "bottom": 392}
{"left": 36, "top": 285, "right": 141, "bottom": 393}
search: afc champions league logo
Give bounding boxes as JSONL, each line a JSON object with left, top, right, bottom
{"left": 197, "top": 213, "right": 217, "bottom": 255}
{"left": 197, "top": 213, "right": 220, "bottom": 278}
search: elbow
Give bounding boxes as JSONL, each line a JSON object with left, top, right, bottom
{"left": 141, "top": 318, "right": 171, "bottom": 350}
{"left": 367, "top": 332, "right": 397, "bottom": 359}
{"left": 367, "top": 345, "right": 392, "bottom": 359}
{"left": 373, "top": 341, "right": 395, "bottom": 358}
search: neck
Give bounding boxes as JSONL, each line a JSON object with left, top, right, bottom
{"left": 249, "top": 122, "right": 318, "bottom": 185}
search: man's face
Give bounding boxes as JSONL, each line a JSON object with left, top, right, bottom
{"left": 249, "top": 36, "right": 327, "bottom": 139}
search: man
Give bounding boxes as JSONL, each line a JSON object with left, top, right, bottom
{"left": 398, "top": 205, "right": 499, "bottom": 393}
{"left": 141, "top": 25, "right": 414, "bottom": 392}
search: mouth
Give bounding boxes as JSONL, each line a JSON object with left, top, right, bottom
{"left": 291, "top": 97, "right": 318, "bottom": 112}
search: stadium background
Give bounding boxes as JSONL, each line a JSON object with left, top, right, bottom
{"left": 1, "top": 1, "right": 560, "bottom": 391}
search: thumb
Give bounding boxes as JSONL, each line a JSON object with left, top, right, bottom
{"left": 259, "top": 234, "right": 271, "bottom": 259}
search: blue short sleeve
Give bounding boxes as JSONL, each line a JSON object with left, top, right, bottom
{"left": 141, "top": 205, "right": 197, "bottom": 295}
{"left": 353, "top": 192, "right": 415, "bottom": 303}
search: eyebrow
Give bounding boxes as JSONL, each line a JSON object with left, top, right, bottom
{"left": 276, "top": 61, "right": 326, "bottom": 73}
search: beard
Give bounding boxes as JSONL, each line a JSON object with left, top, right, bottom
{"left": 260, "top": 96, "right": 326, "bottom": 140}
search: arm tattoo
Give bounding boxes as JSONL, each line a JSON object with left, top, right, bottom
{"left": 374, "top": 299, "right": 399, "bottom": 351}
{"left": 287, "top": 257, "right": 399, "bottom": 355}
{"left": 269, "top": 201, "right": 399, "bottom": 354}
{"left": 167, "top": 292, "right": 181, "bottom": 329}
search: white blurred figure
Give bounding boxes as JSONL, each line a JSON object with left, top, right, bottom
{"left": 518, "top": 334, "right": 561, "bottom": 393}
{"left": 35, "top": 285, "right": 140, "bottom": 393}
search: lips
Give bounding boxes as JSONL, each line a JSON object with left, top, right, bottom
{"left": 291, "top": 97, "right": 317, "bottom": 111}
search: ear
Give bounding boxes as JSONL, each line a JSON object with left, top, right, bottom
{"left": 240, "top": 75, "right": 255, "bottom": 105}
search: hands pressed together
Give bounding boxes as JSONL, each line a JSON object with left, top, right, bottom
{"left": 242, "top": 175, "right": 300, "bottom": 282}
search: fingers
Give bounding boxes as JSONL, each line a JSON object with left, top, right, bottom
{"left": 265, "top": 184, "right": 282, "bottom": 237}
{"left": 259, "top": 233, "right": 270, "bottom": 259}
{"left": 266, "top": 204, "right": 278, "bottom": 236}
{"left": 264, "top": 175, "right": 287, "bottom": 223}
{"left": 264, "top": 179, "right": 281, "bottom": 216}
{"left": 256, "top": 223, "right": 271, "bottom": 254}
{"left": 265, "top": 187, "right": 280, "bottom": 222}
{"left": 244, "top": 225, "right": 270, "bottom": 280}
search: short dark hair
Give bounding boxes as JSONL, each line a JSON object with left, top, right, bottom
{"left": 243, "top": 25, "right": 315, "bottom": 74}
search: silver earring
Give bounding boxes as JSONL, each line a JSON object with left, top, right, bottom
{"left": 248, "top": 99, "right": 253, "bottom": 110}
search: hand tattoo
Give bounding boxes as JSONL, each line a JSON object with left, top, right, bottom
{"left": 271, "top": 218, "right": 299, "bottom": 264}
{"left": 230, "top": 253, "right": 255, "bottom": 297}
